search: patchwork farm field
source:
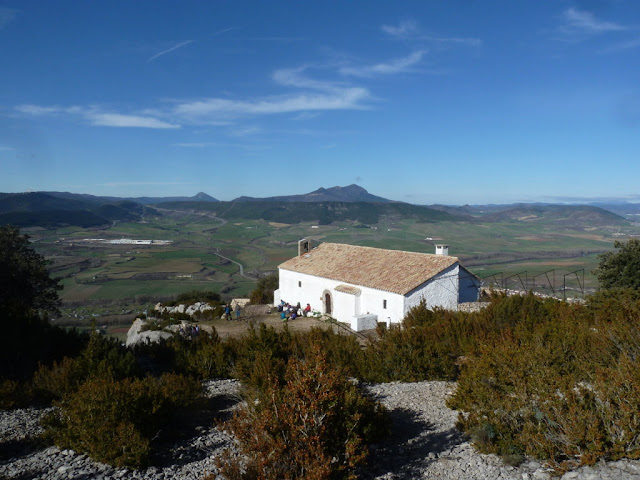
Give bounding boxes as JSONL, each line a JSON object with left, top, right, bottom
{"left": 26, "top": 206, "right": 640, "bottom": 325}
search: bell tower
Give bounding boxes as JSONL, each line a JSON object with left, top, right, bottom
{"left": 298, "top": 238, "right": 312, "bottom": 256}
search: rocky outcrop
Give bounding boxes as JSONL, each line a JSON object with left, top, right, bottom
{"left": 154, "top": 302, "right": 215, "bottom": 316}
{"left": 125, "top": 318, "right": 173, "bottom": 347}
{"left": 230, "top": 298, "right": 250, "bottom": 309}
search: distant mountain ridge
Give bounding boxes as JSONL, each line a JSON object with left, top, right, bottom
{"left": 0, "top": 192, "right": 150, "bottom": 228}
{"left": 43, "top": 191, "right": 219, "bottom": 205}
{"left": 0, "top": 187, "right": 632, "bottom": 228}
{"left": 479, "top": 204, "right": 626, "bottom": 226}
{"left": 234, "top": 184, "right": 393, "bottom": 203}
{"left": 586, "top": 202, "right": 640, "bottom": 217}
{"left": 426, "top": 202, "right": 628, "bottom": 226}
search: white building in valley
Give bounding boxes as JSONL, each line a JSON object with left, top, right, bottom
{"left": 275, "top": 240, "right": 481, "bottom": 331}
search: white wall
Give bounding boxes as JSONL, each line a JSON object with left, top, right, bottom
{"left": 404, "top": 264, "right": 460, "bottom": 314}
{"left": 458, "top": 266, "right": 481, "bottom": 302}
{"left": 333, "top": 290, "right": 358, "bottom": 324}
{"left": 278, "top": 269, "right": 405, "bottom": 324}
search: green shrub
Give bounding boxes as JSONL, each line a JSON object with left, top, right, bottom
{"left": 42, "top": 372, "right": 202, "bottom": 468}
{"left": 295, "top": 327, "right": 365, "bottom": 379}
{"left": 32, "top": 332, "right": 138, "bottom": 402}
{"left": 32, "top": 356, "right": 84, "bottom": 402}
{"left": 173, "top": 329, "right": 233, "bottom": 379}
{"left": 0, "top": 379, "right": 33, "bottom": 409}
{"left": 249, "top": 273, "right": 278, "bottom": 305}
{"left": 357, "top": 299, "right": 510, "bottom": 383}
{"left": 448, "top": 290, "right": 640, "bottom": 473}
{"left": 594, "top": 239, "right": 640, "bottom": 290}
{"left": 175, "top": 290, "right": 221, "bottom": 304}
{"left": 218, "top": 347, "right": 389, "bottom": 479}
{"left": 362, "top": 321, "right": 459, "bottom": 382}
{"left": 230, "top": 323, "right": 295, "bottom": 391}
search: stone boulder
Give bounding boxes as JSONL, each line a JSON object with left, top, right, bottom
{"left": 185, "top": 302, "right": 215, "bottom": 316}
{"left": 125, "top": 318, "right": 173, "bottom": 348}
{"left": 155, "top": 301, "right": 214, "bottom": 316}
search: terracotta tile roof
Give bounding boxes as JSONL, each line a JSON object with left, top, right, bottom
{"left": 279, "top": 243, "right": 458, "bottom": 295}
{"left": 334, "top": 284, "right": 362, "bottom": 295}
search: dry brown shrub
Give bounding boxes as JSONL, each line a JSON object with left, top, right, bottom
{"left": 218, "top": 346, "right": 389, "bottom": 479}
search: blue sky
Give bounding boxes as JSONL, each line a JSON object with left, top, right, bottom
{"left": 1, "top": 1, "right": 639, "bottom": 205}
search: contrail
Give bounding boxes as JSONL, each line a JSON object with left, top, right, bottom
{"left": 148, "top": 40, "right": 193, "bottom": 62}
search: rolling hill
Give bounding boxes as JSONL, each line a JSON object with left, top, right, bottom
{"left": 43, "top": 191, "right": 219, "bottom": 205}
{"left": 158, "top": 200, "right": 467, "bottom": 225}
{"left": 0, "top": 192, "right": 150, "bottom": 228}
{"left": 480, "top": 204, "right": 627, "bottom": 226}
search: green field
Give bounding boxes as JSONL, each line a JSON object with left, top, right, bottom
{"left": 29, "top": 207, "right": 640, "bottom": 317}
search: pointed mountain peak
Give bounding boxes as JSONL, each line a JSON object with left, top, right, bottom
{"left": 193, "top": 192, "right": 218, "bottom": 202}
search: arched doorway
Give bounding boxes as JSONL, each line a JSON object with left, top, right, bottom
{"left": 324, "top": 292, "right": 332, "bottom": 315}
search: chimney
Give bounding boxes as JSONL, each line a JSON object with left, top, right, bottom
{"left": 435, "top": 244, "right": 449, "bottom": 256}
{"left": 298, "top": 238, "right": 312, "bottom": 256}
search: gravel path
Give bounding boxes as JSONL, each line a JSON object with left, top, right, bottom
{"left": 2, "top": 380, "right": 640, "bottom": 480}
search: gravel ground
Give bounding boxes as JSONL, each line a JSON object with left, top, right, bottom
{"left": 2, "top": 379, "right": 640, "bottom": 480}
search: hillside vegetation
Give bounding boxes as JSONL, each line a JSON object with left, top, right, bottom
{"left": 480, "top": 204, "right": 626, "bottom": 226}
{"left": 0, "top": 192, "right": 150, "bottom": 227}
{"left": 160, "top": 200, "right": 470, "bottom": 224}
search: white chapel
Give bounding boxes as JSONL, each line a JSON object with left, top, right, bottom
{"left": 274, "top": 240, "right": 481, "bottom": 331}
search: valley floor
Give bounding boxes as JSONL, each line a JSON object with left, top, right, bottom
{"left": 2, "top": 380, "right": 640, "bottom": 480}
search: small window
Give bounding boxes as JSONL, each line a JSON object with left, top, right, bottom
{"left": 383, "top": 299, "right": 387, "bottom": 309}
{"left": 298, "top": 281, "right": 302, "bottom": 287}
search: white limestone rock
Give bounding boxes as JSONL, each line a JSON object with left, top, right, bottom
{"left": 125, "top": 318, "right": 172, "bottom": 347}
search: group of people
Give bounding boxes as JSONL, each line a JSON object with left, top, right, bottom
{"left": 179, "top": 323, "right": 200, "bottom": 338}
{"left": 277, "top": 300, "right": 311, "bottom": 321}
{"left": 223, "top": 303, "right": 242, "bottom": 321}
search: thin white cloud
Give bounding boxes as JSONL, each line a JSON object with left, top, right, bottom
{"left": 16, "top": 104, "right": 180, "bottom": 129}
{"left": 15, "top": 104, "right": 63, "bottom": 115}
{"left": 600, "top": 36, "right": 640, "bottom": 53}
{"left": 339, "top": 50, "right": 426, "bottom": 77}
{"left": 172, "top": 64, "right": 372, "bottom": 123}
{"left": 0, "top": 7, "right": 18, "bottom": 30}
{"left": 272, "top": 66, "right": 346, "bottom": 91}
{"left": 87, "top": 112, "right": 179, "bottom": 129}
{"left": 229, "top": 126, "right": 262, "bottom": 137}
{"left": 562, "top": 8, "right": 626, "bottom": 34}
{"left": 16, "top": 69, "right": 369, "bottom": 129}
{"left": 212, "top": 27, "right": 235, "bottom": 36}
{"left": 0, "top": 145, "right": 15, "bottom": 151}
{"left": 147, "top": 40, "right": 194, "bottom": 62}
{"left": 174, "top": 89, "right": 370, "bottom": 119}
{"left": 382, "top": 20, "right": 419, "bottom": 38}
{"left": 292, "top": 111, "right": 321, "bottom": 121}
{"left": 381, "top": 20, "right": 481, "bottom": 47}
{"left": 430, "top": 36, "right": 482, "bottom": 47}
{"left": 16, "top": 56, "right": 407, "bottom": 131}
